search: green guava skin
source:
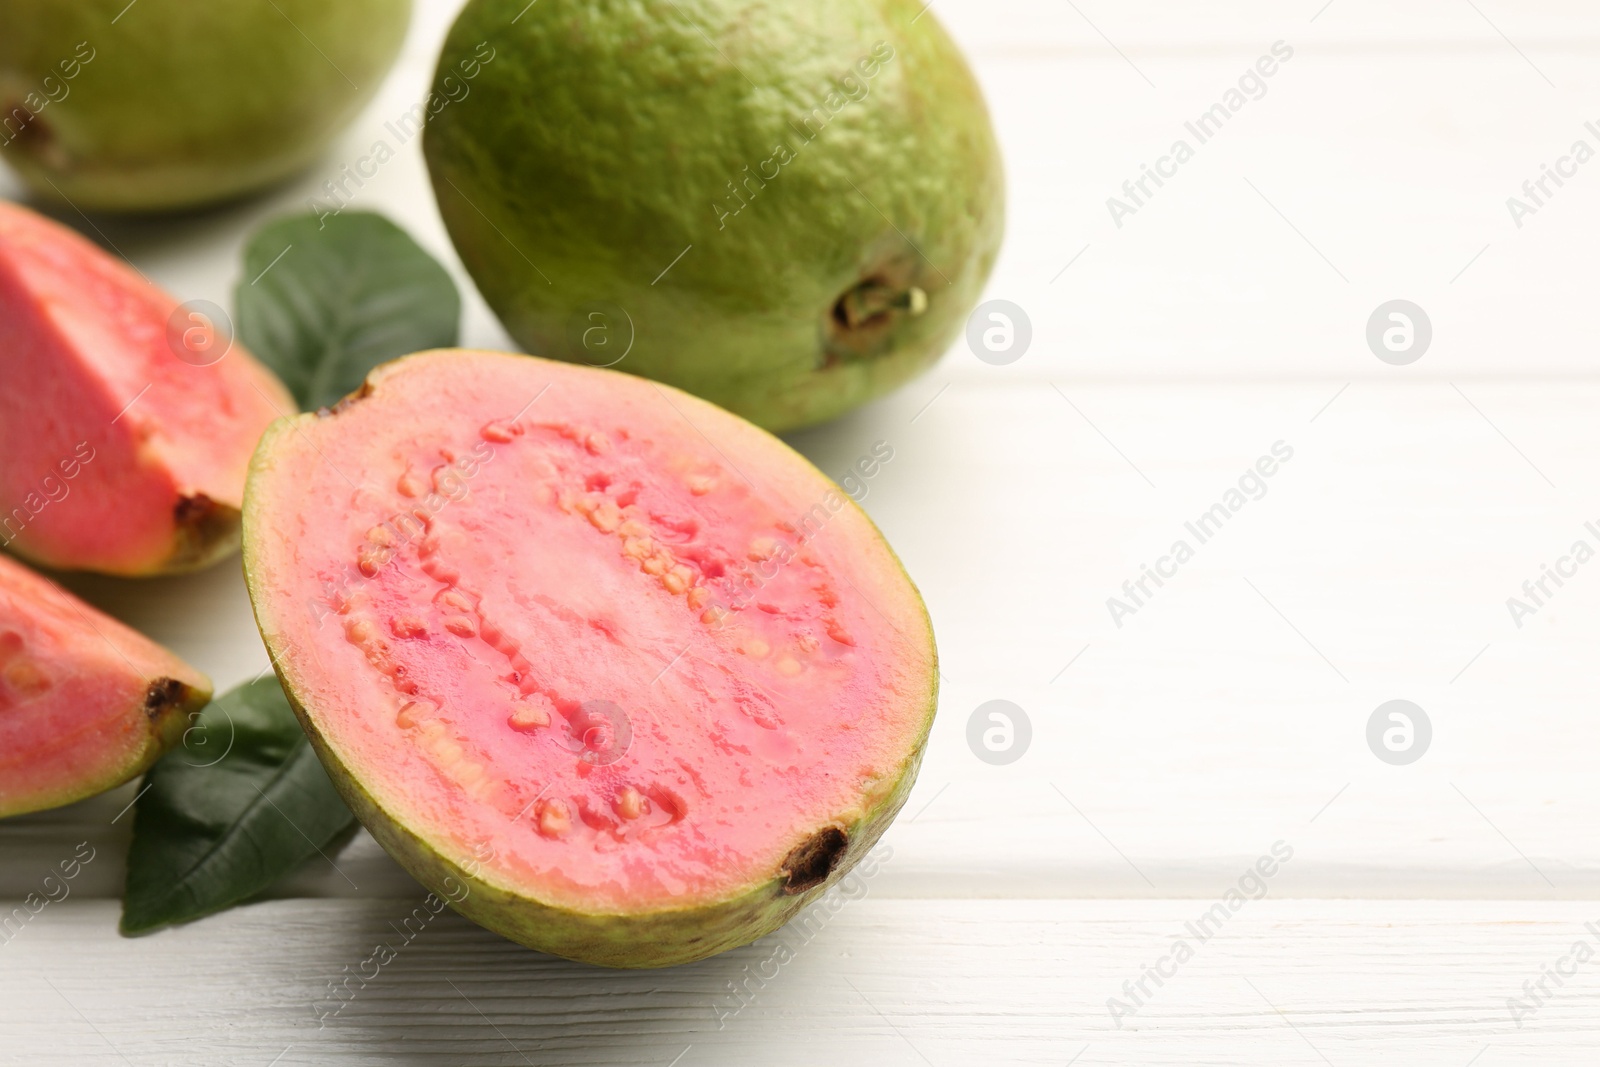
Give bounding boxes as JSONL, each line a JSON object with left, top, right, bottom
{"left": 0, "top": 0, "right": 411, "bottom": 212}
{"left": 423, "top": 0, "right": 1004, "bottom": 432}
{"left": 285, "top": 677, "right": 932, "bottom": 968}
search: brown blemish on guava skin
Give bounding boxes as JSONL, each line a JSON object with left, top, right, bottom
{"left": 174, "top": 493, "right": 219, "bottom": 528}
{"left": 779, "top": 826, "right": 847, "bottom": 893}
{"left": 831, "top": 277, "right": 919, "bottom": 331}
{"left": 319, "top": 380, "right": 376, "bottom": 418}
{"left": 142, "top": 677, "right": 190, "bottom": 722}
{"left": 2, "top": 103, "right": 65, "bottom": 168}
{"left": 167, "top": 493, "right": 237, "bottom": 570}
{"left": 821, "top": 252, "right": 930, "bottom": 368}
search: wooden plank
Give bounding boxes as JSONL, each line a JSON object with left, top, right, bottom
{"left": 1, "top": 898, "right": 1596, "bottom": 1065}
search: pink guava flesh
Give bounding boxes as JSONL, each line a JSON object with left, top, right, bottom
{"left": 0, "top": 199, "right": 294, "bottom": 575}
{"left": 244, "top": 350, "right": 937, "bottom": 965}
{"left": 0, "top": 553, "right": 211, "bottom": 818}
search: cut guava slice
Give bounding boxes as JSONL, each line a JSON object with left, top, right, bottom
{"left": 0, "top": 553, "right": 211, "bottom": 819}
{"left": 243, "top": 349, "right": 937, "bottom": 967}
{"left": 0, "top": 200, "right": 294, "bottom": 575}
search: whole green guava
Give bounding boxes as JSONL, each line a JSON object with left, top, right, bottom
{"left": 0, "top": 0, "right": 411, "bottom": 212}
{"left": 423, "top": 0, "right": 1004, "bottom": 431}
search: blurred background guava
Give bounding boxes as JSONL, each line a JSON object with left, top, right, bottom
{"left": 0, "top": 0, "right": 412, "bottom": 213}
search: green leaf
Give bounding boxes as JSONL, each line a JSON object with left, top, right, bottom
{"left": 120, "top": 676, "right": 355, "bottom": 935}
{"left": 235, "top": 211, "right": 461, "bottom": 411}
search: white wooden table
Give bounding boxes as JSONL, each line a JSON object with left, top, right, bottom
{"left": 7, "top": 1, "right": 1600, "bottom": 1062}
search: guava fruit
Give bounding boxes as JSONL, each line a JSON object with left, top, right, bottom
{"left": 0, "top": 552, "right": 211, "bottom": 819}
{"left": 0, "top": 199, "right": 295, "bottom": 575}
{"left": 242, "top": 349, "right": 937, "bottom": 966}
{"left": 423, "top": 0, "right": 1004, "bottom": 432}
{"left": 0, "top": 0, "right": 411, "bottom": 212}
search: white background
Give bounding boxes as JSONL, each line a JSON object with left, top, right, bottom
{"left": 6, "top": 0, "right": 1600, "bottom": 1063}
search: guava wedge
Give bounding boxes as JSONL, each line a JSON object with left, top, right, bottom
{"left": 0, "top": 553, "right": 211, "bottom": 819}
{"left": 424, "top": 0, "right": 1004, "bottom": 432}
{"left": 0, "top": 200, "right": 294, "bottom": 575}
{"left": 0, "top": 0, "right": 411, "bottom": 212}
{"left": 243, "top": 349, "right": 937, "bottom": 967}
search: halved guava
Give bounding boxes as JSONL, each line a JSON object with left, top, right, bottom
{"left": 0, "top": 200, "right": 294, "bottom": 575}
{"left": 0, "top": 553, "right": 211, "bottom": 818}
{"left": 243, "top": 349, "right": 937, "bottom": 967}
